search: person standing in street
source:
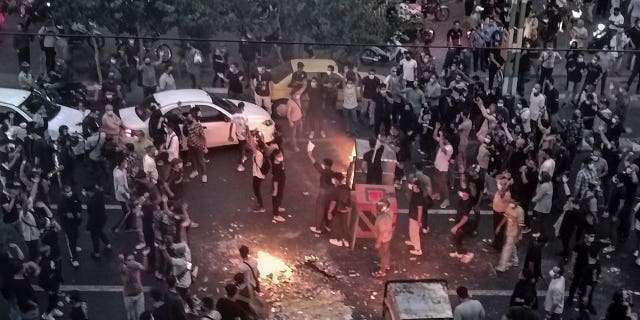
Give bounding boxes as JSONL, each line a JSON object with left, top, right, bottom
{"left": 13, "top": 23, "right": 32, "bottom": 65}
{"left": 113, "top": 157, "right": 132, "bottom": 232}
{"left": 68, "top": 291, "right": 89, "bottom": 320}
{"left": 228, "top": 102, "right": 250, "bottom": 172}
{"left": 372, "top": 199, "right": 393, "bottom": 277}
{"left": 360, "top": 69, "right": 382, "bottom": 126}
{"left": 544, "top": 265, "right": 565, "bottom": 320}
{"left": 567, "top": 230, "right": 598, "bottom": 307}
{"left": 405, "top": 178, "right": 424, "bottom": 256}
{"left": 327, "top": 172, "right": 352, "bottom": 247}
{"left": 453, "top": 286, "right": 486, "bottom": 320}
{"left": 57, "top": 185, "right": 82, "bottom": 268}
{"left": 271, "top": 149, "right": 286, "bottom": 222}
{"left": 136, "top": 55, "right": 162, "bottom": 98}
{"left": 223, "top": 62, "right": 244, "bottom": 100}
{"left": 576, "top": 246, "right": 602, "bottom": 317}
{"left": 251, "top": 138, "right": 268, "bottom": 213}
{"left": 495, "top": 198, "right": 525, "bottom": 272}
{"left": 158, "top": 64, "right": 176, "bottom": 92}
{"left": 433, "top": 124, "right": 453, "bottom": 208}
{"left": 450, "top": 189, "right": 476, "bottom": 264}
{"left": 342, "top": 78, "right": 359, "bottom": 135}
{"left": 251, "top": 62, "right": 274, "bottom": 114}
{"left": 38, "top": 22, "right": 57, "bottom": 73}
{"left": 307, "top": 145, "right": 335, "bottom": 234}
{"left": 119, "top": 252, "right": 147, "bottom": 320}
{"left": 185, "top": 110, "right": 207, "bottom": 183}
{"left": 399, "top": 52, "right": 418, "bottom": 87}
{"left": 185, "top": 42, "right": 202, "bottom": 88}
{"left": 85, "top": 185, "right": 111, "bottom": 259}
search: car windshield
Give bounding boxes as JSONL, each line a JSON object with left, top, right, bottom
{"left": 135, "top": 95, "right": 158, "bottom": 121}
{"left": 270, "top": 61, "right": 293, "bottom": 84}
{"left": 19, "top": 91, "right": 60, "bottom": 119}
{"left": 208, "top": 93, "right": 238, "bottom": 114}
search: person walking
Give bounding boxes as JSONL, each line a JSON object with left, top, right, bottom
{"left": 327, "top": 172, "right": 352, "bottom": 247}
{"left": 185, "top": 42, "right": 203, "bottom": 88}
{"left": 112, "top": 157, "right": 132, "bottom": 232}
{"left": 250, "top": 137, "right": 268, "bottom": 213}
{"left": 372, "top": 199, "right": 393, "bottom": 277}
{"left": 544, "top": 265, "right": 565, "bottom": 320}
{"left": 57, "top": 185, "right": 82, "bottom": 268}
{"left": 453, "top": 286, "right": 486, "bottom": 320}
{"left": 495, "top": 197, "right": 525, "bottom": 273}
{"left": 307, "top": 145, "right": 335, "bottom": 234}
{"left": 405, "top": 178, "right": 425, "bottom": 256}
{"left": 450, "top": 189, "right": 476, "bottom": 264}
{"left": 531, "top": 172, "right": 553, "bottom": 238}
{"left": 433, "top": 124, "right": 453, "bottom": 208}
{"left": 185, "top": 110, "right": 207, "bottom": 183}
{"left": 85, "top": 185, "right": 111, "bottom": 259}
{"left": 271, "top": 149, "right": 286, "bottom": 222}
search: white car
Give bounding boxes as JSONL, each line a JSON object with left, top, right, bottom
{"left": 0, "top": 88, "right": 83, "bottom": 140}
{"left": 119, "top": 89, "right": 275, "bottom": 148}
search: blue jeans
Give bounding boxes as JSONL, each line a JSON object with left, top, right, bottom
{"left": 342, "top": 108, "right": 358, "bottom": 133}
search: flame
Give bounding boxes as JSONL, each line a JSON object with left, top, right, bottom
{"left": 256, "top": 251, "right": 293, "bottom": 284}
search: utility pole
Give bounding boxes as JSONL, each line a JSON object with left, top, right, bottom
{"left": 501, "top": 0, "right": 529, "bottom": 97}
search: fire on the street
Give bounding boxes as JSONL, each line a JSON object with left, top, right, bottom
{"left": 256, "top": 251, "right": 293, "bottom": 284}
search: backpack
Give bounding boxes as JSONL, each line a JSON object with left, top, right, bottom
{"left": 256, "top": 152, "right": 270, "bottom": 175}
{"left": 193, "top": 50, "right": 203, "bottom": 64}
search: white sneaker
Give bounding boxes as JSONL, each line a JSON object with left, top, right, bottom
{"left": 449, "top": 252, "right": 463, "bottom": 258}
{"left": 241, "top": 156, "right": 247, "bottom": 163}
{"left": 51, "top": 308, "right": 63, "bottom": 317}
{"left": 308, "top": 131, "right": 315, "bottom": 139}
{"left": 440, "top": 199, "right": 450, "bottom": 209}
{"left": 410, "top": 250, "right": 423, "bottom": 256}
{"left": 329, "top": 239, "right": 343, "bottom": 247}
{"left": 342, "top": 240, "right": 350, "bottom": 247}
{"left": 201, "top": 175, "right": 208, "bottom": 183}
{"left": 237, "top": 164, "right": 246, "bottom": 172}
{"left": 320, "top": 130, "right": 326, "bottom": 138}
{"left": 105, "top": 244, "right": 112, "bottom": 250}
{"left": 278, "top": 207, "right": 286, "bottom": 212}
{"left": 421, "top": 227, "right": 430, "bottom": 234}
{"left": 602, "top": 245, "right": 616, "bottom": 254}
{"left": 42, "top": 313, "right": 55, "bottom": 320}
{"left": 635, "top": 250, "right": 639, "bottom": 257}
{"left": 75, "top": 247, "right": 82, "bottom": 252}
{"left": 461, "top": 253, "right": 474, "bottom": 263}
{"left": 309, "top": 227, "right": 322, "bottom": 234}
{"left": 135, "top": 243, "right": 146, "bottom": 250}
{"left": 189, "top": 171, "right": 198, "bottom": 179}
{"left": 273, "top": 215, "right": 286, "bottom": 222}
{"left": 71, "top": 260, "right": 79, "bottom": 268}
{"left": 404, "top": 240, "right": 414, "bottom": 246}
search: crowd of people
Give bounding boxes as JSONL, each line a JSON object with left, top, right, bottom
{"left": 2, "top": 0, "right": 640, "bottom": 319}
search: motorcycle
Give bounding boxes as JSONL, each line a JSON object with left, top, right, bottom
{"left": 58, "top": 21, "right": 106, "bottom": 50}
{"left": 35, "top": 75, "right": 88, "bottom": 108}
{"left": 117, "top": 34, "right": 172, "bottom": 63}
{"left": 386, "top": 2, "right": 423, "bottom": 23}
{"left": 421, "top": 0, "right": 450, "bottom": 21}
{"left": 360, "top": 33, "right": 409, "bottom": 65}
{"left": 587, "top": 23, "right": 617, "bottom": 50}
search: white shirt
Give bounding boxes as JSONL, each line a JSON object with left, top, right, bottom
{"left": 435, "top": 143, "right": 453, "bottom": 172}
{"left": 20, "top": 210, "right": 40, "bottom": 241}
{"left": 545, "top": 276, "right": 565, "bottom": 314}
{"left": 164, "top": 132, "right": 180, "bottom": 161}
{"left": 520, "top": 108, "right": 531, "bottom": 133}
{"left": 252, "top": 151, "right": 266, "bottom": 179}
{"left": 143, "top": 154, "right": 158, "bottom": 184}
{"left": 231, "top": 114, "right": 249, "bottom": 140}
{"left": 238, "top": 258, "right": 260, "bottom": 288}
{"left": 399, "top": 58, "right": 418, "bottom": 82}
{"left": 539, "top": 158, "right": 556, "bottom": 179}
{"left": 609, "top": 13, "right": 624, "bottom": 26}
{"left": 529, "top": 92, "right": 546, "bottom": 121}
{"left": 113, "top": 167, "right": 129, "bottom": 203}
{"left": 158, "top": 72, "right": 176, "bottom": 91}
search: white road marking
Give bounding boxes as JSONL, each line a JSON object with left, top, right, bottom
{"left": 49, "top": 204, "right": 122, "bottom": 210}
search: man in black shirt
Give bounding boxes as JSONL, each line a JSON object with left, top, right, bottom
{"left": 1, "top": 180, "right": 21, "bottom": 224}
{"left": 579, "top": 94, "right": 597, "bottom": 130}
{"left": 583, "top": 56, "right": 603, "bottom": 90}
{"left": 216, "top": 284, "right": 248, "bottom": 320}
{"left": 503, "top": 292, "right": 539, "bottom": 320}
{"left": 149, "top": 288, "right": 171, "bottom": 320}
{"left": 567, "top": 230, "right": 598, "bottom": 307}
{"left": 224, "top": 63, "right": 244, "bottom": 100}
{"left": 164, "top": 158, "right": 185, "bottom": 204}
{"left": 361, "top": 69, "right": 382, "bottom": 126}
{"left": 373, "top": 84, "right": 391, "bottom": 137}
{"left": 577, "top": 246, "right": 601, "bottom": 316}
{"left": 289, "top": 61, "right": 307, "bottom": 87}
{"left": 362, "top": 138, "right": 384, "bottom": 184}
{"left": 308, "top": 148, "right": 334, "bottom": 234}
{"left": 447, "top": 20, "right": 464, "bottom": 47}
{"left": 85, "top": 185, "right": 111, "bottom": 259}
{"left": 450, "top": 189, "right": 475, "bottom": 263}
{"left": 58, "top": 185, "right": 83, "bottom": 267}
{"left": 271, "top": 149, "right": 286, "bottom": 222}
{"left": 543, "top": 79, "right": 560, "bottom": 114}
{"left": 251, "top": 62, "right": 273, "bottom": 114}
{"left": 406, "top": 178, "right": 425, "bottom": 256}
{"left": 327, "top": 172, "right": 352, "bottom": 247}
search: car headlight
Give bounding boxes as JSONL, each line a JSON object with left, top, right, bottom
{"left": 262, "top": 119, "right": 274, "bottom": 126}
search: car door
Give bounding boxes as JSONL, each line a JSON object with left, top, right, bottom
{"left": 194, "top": 104, "right": 232, "bottom": 148}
